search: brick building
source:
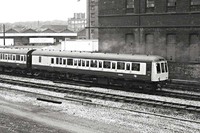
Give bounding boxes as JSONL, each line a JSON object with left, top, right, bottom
{"left": 98, "top": 0, "right": 200, "bottom": 80}
{"left": 87, "top": 0, "right": 99, "bottom": 39}
{"left": 68, "top": 13, "right": 87, "bottom": 32}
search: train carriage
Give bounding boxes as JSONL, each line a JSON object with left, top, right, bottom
{"left": 31, "top": 49, "right": 168, "bottom": 89}
{"left": 0, "top": 48, "right": 35, "bottom": 72}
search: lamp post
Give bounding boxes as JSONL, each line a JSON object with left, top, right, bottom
{"left": 88, "top": 0, "right": 90, "bottom": 39}
{"left": 3, "top": 24, "right": 5, "bottom": 46}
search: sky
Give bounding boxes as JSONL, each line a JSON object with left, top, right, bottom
{"left": 0, "top": 0, "right": 86, "bottom": 23}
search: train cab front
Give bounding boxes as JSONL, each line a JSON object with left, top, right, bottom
{"left": 151, "top": 60, "right": 169, "bottom": 89}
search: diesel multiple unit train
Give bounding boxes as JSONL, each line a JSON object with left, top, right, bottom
{"left": 0, "top": 48, "right": 169, "bottom": 90}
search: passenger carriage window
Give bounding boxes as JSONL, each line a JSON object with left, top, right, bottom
{"left": 4, "top": 54, "right": 8, "bottom": 60}
{"left": 99, "top": 61, "right": 103, "bottom": 68}
{"left": 126, "top": 63, "right": 131, "bottom": 71}
{"left": 21, "top": 55, "right": 24, "bottom": 61}
{"left": 117, "top": 62, "right": 125, "bottom": 70}
{"left": 8, "top": 54, "right": 12, "bottom": 60}
{"left": 67, "top": 59, "right": 73, "bottom": 66}
{"left": 74, "top": 59, "right": 78, "bottom": 66}
{"left": 78, "top": 59, "right": 81, "bottom": 66}
{"left": 2, "top": 54, "right": 4, "bottom": 60}
{"left": 39, "top": 56, "right": 41, "bottom": 63}
{"left": 51, "top": 58, "right": 54, "bottom": 64}
{"left": 56, "top": 58, "right": 59, "bottom": 64}
{"left": 165, "top": 63, "right": 168, "bottom": 72}
{"left": 91, "top": 60, "right": 97, "bottom": 68}
{"left": 156, "top": 63, "right": 161, "bottom": 74}
{"left": 16, "top": 55, "right": 20, "bottom": 61}
{"left": 161, "top": 63, "right": 165, "bottom": 73}
{"left": 63, "top": 59, "right": 66, "bottom": 65}
{"left": 112, "top": 62, "right": 116, "bottom": 69}
{"left": 82, "top": 60, "right": 86, "bottom": 67}
{"left": 86, "top": 60, "right": 90, "bottom": 67}
{"left": 12, "top": 55, "right": 16, "bottom": 61}
{"left": 132, "top": 63, "right": 140, "bottom": 71}
{"left": 103, "top": 61, "right": 111, "bottom": 69}
{"left": 60, "top": 58, "right": 62, "bottom": 65}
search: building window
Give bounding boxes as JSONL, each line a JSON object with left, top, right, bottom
{"left": 91, "top": 13, "right": 95, "bottom": 18}
{"left": 191, "top": 0, "right": 200, "bottom": 11}
{"left": 191, "top": 0, "right": 200, "bottom": 5}
{"left": 167, "top": 0, "right": 176, "bottom": 12}
{"left": 126, "top": 0, "right": 134, "bottom": 13}
{"left": 167, "top": 0, "right": 176, "bottom": 7}
{"left": 146, "top": 0, "right": 155, "bottom": 8}
{"left": 146, "top": 0, "right": 154, "bottom": 13}
{"left": 127, "top": 0, "right": 134, "bottom": 8}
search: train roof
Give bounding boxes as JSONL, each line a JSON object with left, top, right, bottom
{"left": 0, "top": 48, "right": 33, "bottom": 54}
{"left": 32, "top": 50, "right": 166, "bottom": 62}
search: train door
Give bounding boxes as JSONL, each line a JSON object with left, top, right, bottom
{"left": 26, "top": 49, "right": 36, "bottom": 69}
{"left": 146, "top": 63, "right": 151, "bottom": 79}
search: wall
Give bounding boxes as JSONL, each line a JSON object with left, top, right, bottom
{"left": 98, "top": 0, "right": 200, "bottom": 81}
{"left": 169, "top": 62, "right": 200, "bottom": 80}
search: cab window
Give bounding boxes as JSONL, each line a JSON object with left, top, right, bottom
{"left": 156, "top": 63, "right": 161, "bottom": 74}
{"left": 21, "top": 55, "right": 24, "bottom": 61}
{"left": 161, "top": 63, "right": 165, "bottom": 73}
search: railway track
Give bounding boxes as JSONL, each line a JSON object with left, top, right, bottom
{"left": 0, "top": 76, "right": 200, "bottom": 114}
{"left": 166, "top": 80, "right": 200, "bottom": 92}
{"left": 0, "top": 76, "right": 200, "bottom": 125}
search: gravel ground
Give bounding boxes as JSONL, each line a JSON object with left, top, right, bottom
{"left": 0, "top": 87, "right": 200, "bottom": 133}
{"left": 0, "top": 74, "right": 200, "bottom": 132}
